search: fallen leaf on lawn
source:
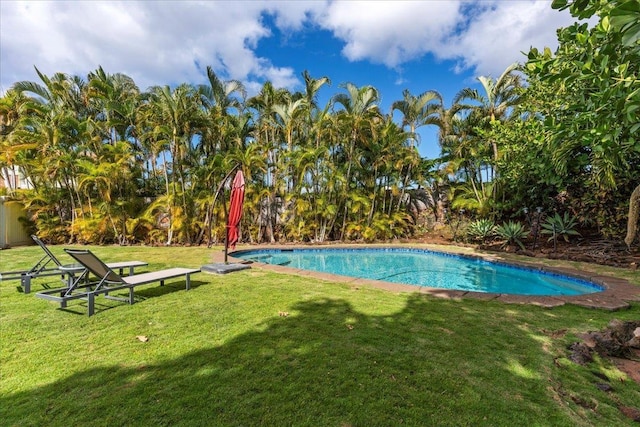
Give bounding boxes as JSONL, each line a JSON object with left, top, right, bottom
{"left": 346, "top": 324, "right": 354, "bottom": 330}
{"left": 279, "top": 311, "right": 289, "bottom": 317}
{"left": 136, "top": 335, "right": 149, "bottom": 342}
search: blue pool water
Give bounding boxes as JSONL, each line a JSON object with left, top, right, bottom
{"left": 233, "top": 248, "right": 603, "bottom": 296}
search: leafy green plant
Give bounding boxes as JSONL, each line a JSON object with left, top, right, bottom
{"left": 541, "top": 212, "right": 581, "bottom": 243}
{"left": 495, "top": 221, "right": 529, "bottom": 250}
{"left": 466, "top": 219, "right": 496, "bottom": 243}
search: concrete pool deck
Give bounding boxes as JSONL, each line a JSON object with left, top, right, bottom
{"left": 217, "top": 244, "right": 640, "bottom": 311}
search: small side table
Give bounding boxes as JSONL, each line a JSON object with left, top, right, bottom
{"left": 58, "top": 263, "right": 88, "bottom": 290}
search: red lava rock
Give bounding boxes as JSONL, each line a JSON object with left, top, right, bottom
{"left": 569, "top": 321, "right": 640, "bottom": 387}
{"left": 569, "top": 342, "right": 593, "bottom": 365}
{"left": 595, "top": 382, "right": 613, "bottom": 392}
{"left": 619, "top": 406, "right": 640, "bottom": 422}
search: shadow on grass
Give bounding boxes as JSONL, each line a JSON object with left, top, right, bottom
{"left": 1, "top": 295, "right": 614, "bottom": 426}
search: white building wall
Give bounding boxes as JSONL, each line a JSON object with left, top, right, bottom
{"left": 0, "top": 197, "right": 32, "bottom": 248}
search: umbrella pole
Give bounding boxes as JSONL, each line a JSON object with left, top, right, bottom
{"left": 224, "top": 233, "right": 229, "bottom": 264}
{"left": 223, "top": 188, "right": 229, "bottom": 264}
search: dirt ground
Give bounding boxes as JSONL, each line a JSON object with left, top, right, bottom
{"left": 416, "top": 231, "right": 640, "bottom": 269}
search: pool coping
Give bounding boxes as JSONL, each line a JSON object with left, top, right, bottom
{"left": 221, "top": 244, "right": 640, "bottom": 311}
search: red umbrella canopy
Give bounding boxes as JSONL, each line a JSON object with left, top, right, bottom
{"left": 226, "top": 170, "right": 245, "bottom": 250}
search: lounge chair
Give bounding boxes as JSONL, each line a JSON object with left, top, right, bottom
{"left": 0, "top": 235, "right": 147, "bottom": 293}
{"left": 35, "top": 249, "right": 200, "bottom": 316}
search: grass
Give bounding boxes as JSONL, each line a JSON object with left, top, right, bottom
{"left": 1, "top": 243, "right": 639, "bottom": 426}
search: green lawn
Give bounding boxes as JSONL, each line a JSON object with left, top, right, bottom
{"left": 1, "top": 244, "right": 639, "bottom": 426}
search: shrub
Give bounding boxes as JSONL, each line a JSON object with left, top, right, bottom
{"left": 495, "top": 221, "right": 529, "bottom": 250}
{"left": 541, "top": 212, "right": 581, "bottom": 243}
{"left": 466, "top": 219, "right": 496, "bottom": 243}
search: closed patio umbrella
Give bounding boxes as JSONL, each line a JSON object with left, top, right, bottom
{"left": 224, "top": 169, "right": 245, "bottom": 262}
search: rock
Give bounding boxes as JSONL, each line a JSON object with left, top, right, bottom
{"left": 609, "top": 320, "right": 640, "bottom": 339}
{"left": 581, "top": 332, "right": 598, "bottom": 348}
{"left": 628, "top": 336, "right": 640, "bottom": 349}
{"left": 593, "top": 329, "right": 627, "bottom": 357}
{"left": 571, "top": 321, "right": 640, "bottom": 363}
{"left": 595, "top": 382, "right": 613, "bottom": 392}
{"left": 569, "top": 342, "right": 593, "bottom": 365}
{"left": 630, "top": 262, "right": 638, "bottom": 271}
{"left": 619, "top": 406, "right": 640, "bottom": 422}
{"left": 608, "top": 318, "right": 626, "bottom": 332}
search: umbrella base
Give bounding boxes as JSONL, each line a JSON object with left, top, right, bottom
{"left": 201, "top": 263, "right": 251, "bottom": 274}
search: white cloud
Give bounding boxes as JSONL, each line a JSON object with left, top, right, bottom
{"left": 438, "top": 1, "right": 580, "bottom": 78}
{"left": 0, "top": 0, "right": 584, "bottom": 96}
{"left": 263, "top": 0, "right": 328, "bottom": 31}
{"left": 318, "top": 1, "right": 462, "bottom": 67}
{"left": 0, "top": 0, "right": 306, "bottom": 94}
{"left": 316, "top": 0, "right": 580, "bottom": 78}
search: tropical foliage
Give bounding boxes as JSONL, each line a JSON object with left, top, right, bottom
{"left": 525, "top": 0, "right": 640, "bottom": 237}
{"left": 0, "top": 0, "right": 638, "bottom": 247}
{"left": 495, "top": 221, "right": 529, "bottom": 250}
{"left": 466, "top": 219, "right": 496, "bottom": 243}
{"left": 1, "top": 67, "right": 435, "bottom": 244}
{"left": 541, "top": 212, "right": 581, "bottom": 243}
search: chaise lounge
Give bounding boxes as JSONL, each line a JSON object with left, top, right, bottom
{"left": 35, "top": 249, "right": 200, "bottom": 316}
{"left": 0, "top": 235, "right": 147, "bottom": 293}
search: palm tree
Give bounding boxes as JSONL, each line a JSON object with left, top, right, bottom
{"left": 454, "top": 63, "right": 522, "bottom": 165}
{"left": 390, "top": 89, "right": 441, "bottom": 211}
{"left": 198, "top": 66, "right": 246, "bottom": 116}
{"left": 332, "top": 82, "right": 381, "bottom": 239}
{"left": 300, "top": 70, "right": 331, "bottom": 144}
{"left": 87, "top": 66, "right": 140, "bottom": 145}
{"left": 448, "top": 63, "right": 523, "bottom": 209}
{"left": 197, "top": 66, "right": 247, "bottom": 155}
{"left": 77, "top": 141, "right": 136, "bottom": 243}
{"left": 273, "top": 98, "right": 306, "bottom": 152}
{"left": 144, "top": 84, "right": 204, "bottom": 244}
{"left": 12, "top": 69, "right": 91, "bottom": 240}
{"left": 440, "top": 111, "right": 495, "bottom": 216}
{"left": 247, "top": 82, "right": 290, "bottom": 242}
{"left": 391, "top": 89, "right": 441, "bottom": 148}
{"left": 0, "top": 90, "right": 30, "bottom": 195}
{"left": 363, "top": 116, "right": 409, "bottom": 222}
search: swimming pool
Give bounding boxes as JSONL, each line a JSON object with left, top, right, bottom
{"left": 232, "top": 247, "right": 604, "bottom": 296}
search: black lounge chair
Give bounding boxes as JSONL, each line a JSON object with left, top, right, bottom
{"left": 0, "top": 235, "right": 147, "bottom": 293}
{"left": 35, "top": 249, "right": 200, "bottom": 316}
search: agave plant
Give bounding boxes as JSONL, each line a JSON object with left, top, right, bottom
{"left": 541, "top": 212, "right": 581, "bottom": 250}
{"left": 495, "top": 221, "right": 529, "bottom": 250}
{"left": 466, "top": 218, "right": 496, "bottom": 243}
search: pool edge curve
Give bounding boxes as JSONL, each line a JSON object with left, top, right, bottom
{"left": 226, "top": 244, "right": 640, "bottom": 311}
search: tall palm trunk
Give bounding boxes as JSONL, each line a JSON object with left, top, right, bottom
{"left": 161, "top": 151, "right": 173, "bottom": 245}
{"left": 625, "top": 184, "right": 640, "bottom": 248}
{"left": 339, "top": 130, "right": 357, "bottom": 240}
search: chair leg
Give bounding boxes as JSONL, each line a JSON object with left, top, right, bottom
{"left": 21, "top": 274, "right": 31, "bottom": 294}
{"left": 60, "top": 290, "right": 67, "bottom": 308}
{"left": 88, "top": 293, "right": 95, "bottom": 316}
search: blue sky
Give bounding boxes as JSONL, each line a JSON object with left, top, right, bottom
{"left": 0, "top": 1, "right": 580, "bottom": 159}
